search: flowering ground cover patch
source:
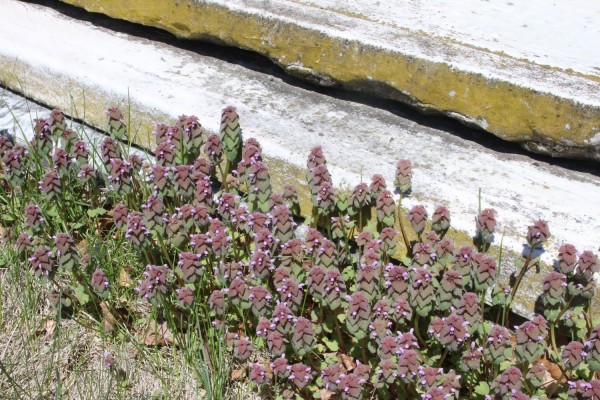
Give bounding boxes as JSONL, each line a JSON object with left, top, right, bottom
{"left": 0, "top": 106, "right": 598, "bottom": 399}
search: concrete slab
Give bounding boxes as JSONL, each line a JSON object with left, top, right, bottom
{"left": 54, "top": 0, "right": 600, "bottom": 161}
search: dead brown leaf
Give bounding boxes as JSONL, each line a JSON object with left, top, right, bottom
{"left": 37, "top": 319, "right": 56, "bottom": 336}
{"left": 338, "top": 353, "right": 355, "bottom": 372}
{"left": 118, "top": 266, "right": 133, "bottom": 288}
{"left": 230, "top": 367, "right": 246, "bottom": 381}
{"left": 76, "top": 239, "right": 88, "bottom": 255}
{"left": 539, "top": 358, "right": 565, "bottom": 382}
{"left": 100, "top": 301, "right": 129, "bottom": 332}
{"left": 140, "top": 321, "right": 174, "bottom": 346}
{"left": 317, "top": 388, "right": 335, "bottom": 400}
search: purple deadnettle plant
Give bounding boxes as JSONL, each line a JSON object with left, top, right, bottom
{"left": 475, "top": 208, "right": 497, "bottom": 246}
{"left": 408, "top": 205, "right": 428, "bottom": 236}
{"left": 39, "top": 170, "right": 62, "bottom": 199}
{"left": 29, "top": 246, "right": 53, "bottom": 278}
{"left": 526, "top": 219, "right": 551, "bottom": 247}
{"left": 369, "top": 174, "right": 387, "bottom": 202}
{"left": 394, "top": 159, "right": 412, "bottom": 195}
{"left": 431, "top": 205, "right": 451, "bottom": 235}
{"left": 91, "top": 268, "right": 109, "bottom": 295}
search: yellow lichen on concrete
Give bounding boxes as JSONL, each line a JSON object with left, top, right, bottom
{"left": 59, "top": 0, "right": 600, "bottom": 159}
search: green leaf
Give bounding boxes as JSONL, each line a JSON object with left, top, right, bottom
{"left": 310, "top": 309, "right": 318, "bottom": 321}
{"left": 322, "top": 337, "right": 339, "bottom": 352}
{"left": 575, "top": 319, "right": 587, "bottom": 329}
{"left": 499, "top": 361, "right": 513, "bottom": 371}
{"left": 588, "top": 358, "right": 600, "bottom": 373}
{"left": 337, "top": 313, "right": 346, "bottom": 323}
{"left": 474, "top": 381, "right": 490, "bottom": 396}
{"left": 71, "top": 222, "right": 85, "bottom": 230}
{"left": 87, "top": 208, "right": 107, "bottom": 218}
{"left": 367, "top": 340, "right": 377, "bottom": 354}
{"left": 74, "top": 284, "right": 90, "bottom": 305}
{"left": 46, "top": 206, "right": 59, "bottom": 217}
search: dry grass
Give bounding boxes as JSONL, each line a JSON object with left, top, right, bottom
{"left": 0, "top": 246, "right": 259, "bottom": 400}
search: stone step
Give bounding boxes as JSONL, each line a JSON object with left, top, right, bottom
{"left": 55, "top": 0, "right": 600, "bottom": 161}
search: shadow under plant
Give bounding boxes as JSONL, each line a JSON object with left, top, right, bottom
{"left": 0, "top": 105, "right": 599, "bottom": 399}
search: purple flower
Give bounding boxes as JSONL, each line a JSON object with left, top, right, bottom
{"left": 475, "top": 208, "right": 497, "bottom": 244}
{"left": 204, "top": 133, "right": 223, "bottom": 165}
{"left": 557, "top": 243, "right": 577, "bottom": 274}
{"left": 276, "top": 277, "right": 304, "bottom": 312}
{"left": 136, "top": 264, "right": 169, "bottom": 303}
{"left": 339, "top": 372, "right": 364, "bottom": 400}
{"left": 233, "top": 337, "right": 252, "bottom": 360}
{"left": 29, "top": 246, "right": 53, "bottom": 278}
{"left": 288, "top": 363, "right": 312, "bottom": 389}
{"left": 526, "top": 219, "right": 551, "bottom": 246}
{"left": 77, "top": 164, "right": 96, "bottom": 182}
{"left": 176, "top": 286, "right": 194, "bottom": 307}
{"left": 100, "top": 137, "right": 122, "bottom": 166}
{"left": 321, "top": 363, "right": 343, "bottom": 392}
{"left": 306, "top": 146, "right": 326, "bottom": 169}
{"left": 126, "top": 211, "right": 150, "bottom": 247}
{"left": 291, "top": 317, "right": 316, "bottom": 357}
{"left": 491, "top": 366, "right": 522, "bottom": 396}
{"left": 52, "top": 147, "right": 70, "bottom": 171}
{"left": 514, "top": 315, "right": 548, "bottom": 363}
{"left": 369, "top": 174, "right": 387, "bottom": 201}
{"left": 485, "top": 324, "right": 513, "bottom": 365}
{"left": 155, "top": 140, "right": 175, "bottom": 166}
{"left": 398, "top": 349, "right": 420, "bottom": 382}
{"left": 562, "top": 341, "right": 586, "bottom": 369}
{"left": 91, "top": 269, "right": 109, "bottom": 294}
{"left": 542, "top": 271, "right": 567, "bottom": 306}
{"left": 345, "top": 292, "right": 371, "bottom": 339}
{"left": 408, "top": 205, "right": 428, "bottom": 236}
{"left": 249, "top": 362, "right": 267, "bottom": 385}
{"left": 577, "top": 250, "right": 599, "bottom": 281}
{"left": 171, "top": 165, "right": 194, "bottom": 198}
{"left": 473, "top": 253, "right": 497, "bottom": 291}
{"left": 72, "top": 140, "right": 89, "bottom": 164}
{"left": 209, "top": 289, "right": 226, "bottom": 316}
{"left": 176, "top": 252, "right": 202, "bottom": 283}
{"left": 271, "top": 355, "right": 291, "bottom": 379}
{"left": 24, "top": 203, "right": 44, "bottom": 231}
{"left": 107, "top": 159, "right": 132, "bottom": 194}
{"left": 39, "top": 170, "right": 62, "bottom": 199}
{"left": 249, "top": 249, "right": 273, "bottom": 280}
{"left": 248, "top": 285, "right": 272, "bottom": 317}
{"left": 267, "top": 330, "right": 287, "bottom": 356}
{"left": 460, "top": 342, "right": 483, "bottom": 371}
{"left": 431, "top": 205, "right": 450, "bottom": 234}
{"left": 385, "top": 264, "right": 410, "bottom": 300}
{"left": 271, "top": 302, "right": 294, "bottom": 334}
{"left": 436, "top": 313, "right": 469, "bottom": 351}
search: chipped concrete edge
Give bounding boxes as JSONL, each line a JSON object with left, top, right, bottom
{"left": 57, "top": 0, "right": 600, "bottom": 161}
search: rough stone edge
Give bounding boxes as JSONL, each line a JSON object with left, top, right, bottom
{"left": 58, "top": 0, "right": 600, "bottom": 161}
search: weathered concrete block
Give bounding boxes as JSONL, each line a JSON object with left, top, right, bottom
{"left": 58, "top": 0, "right": 600, "bottom": 161}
